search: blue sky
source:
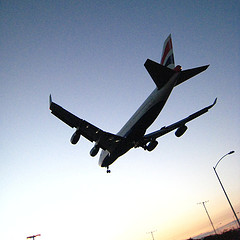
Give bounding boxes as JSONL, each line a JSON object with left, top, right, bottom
{"left": 0, "top": 1, "right": 239, "bottom": 240}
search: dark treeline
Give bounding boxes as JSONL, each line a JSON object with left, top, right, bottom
{"left": 188, "top": 228, "right": 240, "bottom": 240}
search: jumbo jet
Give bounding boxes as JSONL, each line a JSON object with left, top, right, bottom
{"left": 50, "top": 34, "right": 216, "bottom": 173}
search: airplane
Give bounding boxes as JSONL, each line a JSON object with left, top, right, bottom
{"left": 49, "top": 34, "right": 216, "bottom": 173}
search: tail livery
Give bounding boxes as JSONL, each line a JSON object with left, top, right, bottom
{"left": 160, "top": 34, "right": 175, "bottom": 69}
{"left": 145, "top": 34, "right": 209, "bottom": 89}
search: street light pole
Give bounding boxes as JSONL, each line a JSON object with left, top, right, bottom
{"left": 198, "top": 201, "right": 217, "bottom": 235}
{"left": 146, "top": 230, "right": 156, "bottom": 240}
{"left": 213, "top": 151, "right": 240, "bottom": 228}
{"left": 27, "top": 234, "right": 41, "bottom": 240}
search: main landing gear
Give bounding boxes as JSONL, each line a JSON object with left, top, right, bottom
{"left": 106, "top": 166, "right": 111, "bottom": 173}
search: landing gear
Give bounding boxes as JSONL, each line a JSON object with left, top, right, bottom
{"left": 106, "top": 166, "right": 111, "bottom": 173}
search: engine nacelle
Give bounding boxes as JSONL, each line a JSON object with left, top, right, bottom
{"left": 90, "top": 145, "right": 100, "bottom": 157}
{"left": 70, "top": 129, "right": 81, "bottom": 144}
{"left": 146, "top": 140, "right": 158, "bottom": 151}
{"left": 175, "top": 125, "right": 188, "bottom": 137}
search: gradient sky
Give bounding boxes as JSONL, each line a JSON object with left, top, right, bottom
{"left": 1, "top": 1, "right": 239, "bottom": 240}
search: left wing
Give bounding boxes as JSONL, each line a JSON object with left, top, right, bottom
{"left": 141, "top": 98, "right": 217, "bottom": 144}
{"left": 49, "top": 95, "right": 125, "bottom": 152}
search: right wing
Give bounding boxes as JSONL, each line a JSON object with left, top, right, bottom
{"left": 141, "top": 98, "right": 217, "bottom": 144}
{"left": 49, "top": 95, "right": 125, "bottom": 152}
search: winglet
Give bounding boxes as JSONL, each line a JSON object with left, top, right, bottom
{"left": 49, "top": 94, "right": 53, "bottom": 109}
{"left": 210, "top": 97, "right": 217, "bottom": 109}
{"left": 201, "top": 97, "right": 217, "bottom": 113}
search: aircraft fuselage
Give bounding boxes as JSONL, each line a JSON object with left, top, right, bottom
{"left": 50, "top": 34, "right": 215, "bottom": 173}
{"left": 98, "top": 72, "right": 180, "bottom": 168}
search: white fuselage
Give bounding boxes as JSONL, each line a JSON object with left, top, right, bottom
{"left": 99, "top": 72, "right": 180, "bottom": 168}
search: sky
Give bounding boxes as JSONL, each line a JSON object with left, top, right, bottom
{"left": 0, "top": 1, "right": 239, "bottom": 240}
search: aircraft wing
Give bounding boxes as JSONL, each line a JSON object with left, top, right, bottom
{"left": 142, "top": 98, "right": 217, "bottom": 142}
{"left": 49, "top": 95, "right": 125, "bottom": 152}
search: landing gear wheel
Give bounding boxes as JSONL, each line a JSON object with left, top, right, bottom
{"left": 106, "top": 166, "right": 111, "bottom": 173}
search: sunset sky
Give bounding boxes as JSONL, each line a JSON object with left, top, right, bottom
{"left": 1, "top": 1, "right": 239, "bottom": 240}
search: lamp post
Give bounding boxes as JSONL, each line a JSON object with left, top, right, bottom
{"left": 198, "top": 201, "right": 217, "bottom": 235}
{"left": 146, "top": 230, "right": 156, "bottom": 240}
{"left": 27, "top": 234, "right": 41, "bottom": 240}
{"left": 213, "top": 151, "right": 240, "bottom": 228}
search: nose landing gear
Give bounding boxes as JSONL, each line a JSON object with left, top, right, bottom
{"left": 106, "top": 166, "right": 111, "bottom": 173}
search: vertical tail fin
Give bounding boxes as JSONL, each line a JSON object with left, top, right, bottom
{"left": 160, "top": 34, "right": 175, "bottom": 69}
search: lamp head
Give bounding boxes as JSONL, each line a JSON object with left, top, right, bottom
{"left": 228, "top": 151, "right": 235, "bottom": 155}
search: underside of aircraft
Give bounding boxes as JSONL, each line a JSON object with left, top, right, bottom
{"left": 50, "top": 34, "right": 216, "bottom": 173}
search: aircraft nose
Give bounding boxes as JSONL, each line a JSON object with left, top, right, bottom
{"left": 101, "top": 158, "right": 110, "bottom": 168}
{"left": 98, "top": 150, "right": 110, "bottom": 167}
{"left": 100, "top": 155, "right": 111, "bottom": 167}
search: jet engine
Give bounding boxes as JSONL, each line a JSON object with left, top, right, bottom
{"left": 70, "top": 129, "right": 81, "bottom": 144}
{"left": 90, "top": 144, "right": 100, "bottom": 157}
{"left": 146, "top": 140, "right": 158, "bottom": 151}
{"left": 175, "top": 125, "right": 188, "bottom": 137}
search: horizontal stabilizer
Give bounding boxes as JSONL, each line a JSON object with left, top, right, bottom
{"left": 144, "top": 59, "right": 175, "bottom": 89}
{"left": 176, "top": 65, "right": 209, "bottom": 86}
{"left": 145, "top": 59, "right": 209, "bottom": 89}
